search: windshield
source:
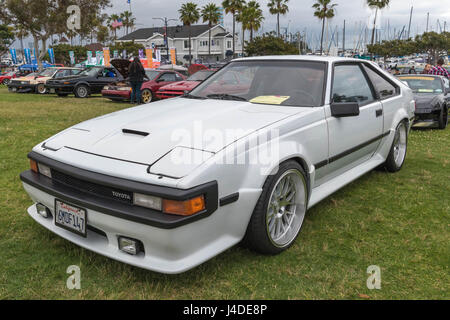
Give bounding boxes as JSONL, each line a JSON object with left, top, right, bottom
{"left": 188, "top": 70, "right": 214, "bottom": 81}
{"left": 145, "top": 70, "right": 160, "bottom": 81}
{"left": 38, "top": 68, "right": 57, "bottom": 77}
{"left": 190, "top": 61, "right": 326, "bottom": 107}
{"left": 399, "top": 76, "right": 443, "bottom": 94}
{"left": 78, "top": 67, "right": 103, "bottom": 77}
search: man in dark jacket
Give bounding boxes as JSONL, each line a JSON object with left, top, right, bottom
{"left": 128, "top": 57, "right": 149, "bottom": 104}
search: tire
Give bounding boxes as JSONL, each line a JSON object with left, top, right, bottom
{"left": 2, "top": 78, "right": 10, "bottom": 85}
{"left": 141, "top": 89, "right": 153, "bottom": 103}
{"left": 437, "top": 106, "right": 448, "bottom": 130}
{"left": 57, "top": 93, "right": 68, "bottom": 97}
{"left": 244, "top": 160, "right": 308, "bottom": 255}
{"left": 74, "top": 85, "right": 89, "bottom": 98}
{"left": 36, "top": 83, "right": 47, "bottom": 94}
{"left": 384, "top": 121, "right": 408, "bottom": 172}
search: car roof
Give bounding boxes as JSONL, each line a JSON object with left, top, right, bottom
{"left": 232, "top": 55, "right": 365, "bottom": 64}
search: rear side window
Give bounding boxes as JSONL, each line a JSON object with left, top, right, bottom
{"left": 332, "top": 64, "right": 375, "bottom": 105}
{"left": 159, "top": 73, "right": 177, "bottom": 82}
{"left": 363, "top": 65, "right": 397, "bottom": 99}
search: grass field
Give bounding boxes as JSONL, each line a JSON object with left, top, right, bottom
{"left": 0, "top": 86, "right": 448, "bottom": 300}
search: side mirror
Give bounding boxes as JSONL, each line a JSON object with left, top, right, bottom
{"left": 445, "top": 88, "right": 450, "bottom": 96}
{"left": 330, "top": 102, "right": 360, "bottom": 118}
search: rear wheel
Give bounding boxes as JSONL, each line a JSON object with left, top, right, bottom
{"left": 2, "top": 78, "right": 10, "bottom": 85}
{"left": 36, "top": 83, "right": 47, "bottom": 94}
{"left": 437, "top": 106, "right": 448, "bottom": 130}
{"left": 244, "top": 161, "right": 308, "bottom": 254}
{"left": 384, "top": 121, "right": 408, "bottom": 172}
{"left": 141, "top": 89, "right": 153, "bottom": 103}
{"left": 74, "top": 85, "right": 89, "bottom": 98}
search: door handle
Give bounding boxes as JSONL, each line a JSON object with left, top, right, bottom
{"left": 376, "top": 109, "right": 383, "bottom": 117}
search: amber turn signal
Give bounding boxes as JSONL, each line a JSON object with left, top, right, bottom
{"left": 30, "top": 159, "right": 38, "bottom": 173}
{"left": 163, "top": 195, "right": 206, "bottom": 216}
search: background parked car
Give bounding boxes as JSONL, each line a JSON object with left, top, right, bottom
{"left": 7, "top": 72, "right": 39, "bottom": 93}
{"left": 45, "top": 66, "right": 122, "bottom": 98}
{"left": 156, "top": 70, "right": 215, "bottom": 100}
{"left": 0, "top": 71, "right": 19, "bottom": 85}
{"left": 101, "top": 59, "right": 186, "bottom": 103}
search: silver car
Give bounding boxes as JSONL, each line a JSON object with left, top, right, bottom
{"left": 20, "top": 56, "right": 415, "bottom": 273}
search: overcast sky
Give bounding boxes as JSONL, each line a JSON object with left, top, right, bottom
{"left": 108, "top": 0, "right": 449, "bottom": 39}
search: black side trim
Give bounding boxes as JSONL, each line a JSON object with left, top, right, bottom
{"left": 122, "top": 129, "right": 149, "bottom": 137}
{"left": 219, "top": 193, "right": 239, "bottom": 206}
{"left": 314, "top": 131, "right": 391, "bottom": 169}
{"left": 22, "top": 152, "right": 219, "bottom": 229}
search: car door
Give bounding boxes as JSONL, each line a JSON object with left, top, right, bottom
{"left": 155, "top": 72, "right": 177, "bottom": 91}
{"left": 323, "top": 62, "right": 383, "bottom": 180}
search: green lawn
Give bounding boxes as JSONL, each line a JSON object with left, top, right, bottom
{"left": 0, "top": 86, "right": 448, "bottom": 299}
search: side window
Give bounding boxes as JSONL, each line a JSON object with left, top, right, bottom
{"left": 332, "top": 64, "right": 375, "bottom": 105}
{"left": 159, "top": 73, "right": 176, "bottom": 82}
{"left": 363, "top": 65, "right": 397, "bottom": 99}
{"left": 175, "top": 74, "right": 183, "bottom": 81}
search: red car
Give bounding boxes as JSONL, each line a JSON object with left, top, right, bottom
{"left": 0, "top": 71, "right": 19, "bottom": 85}
{"left": 101, "top": 59, "right": 185, "bottom": 103}
{"left": 156, "top": 70, "right": 215, "bottom": 100}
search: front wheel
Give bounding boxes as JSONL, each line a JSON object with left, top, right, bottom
{"left": 244, "top": 161, "right": 308, "bottom": 254}
{"left": 141, "top": 89, "right": 153, "bottom": 103}
{"left": 2, "top": 78, "right": 10, "bottom": 85}
{"left": 384, "top": 121, "right": 408, "bottom": 172}
{"left": 74, "top": 85, "right": 89, "bottom": 98}
{"left": 437, "top": 106, "right": 448, "bottom": 130}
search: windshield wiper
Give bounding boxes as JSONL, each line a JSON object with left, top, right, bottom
{"left": 182, "top": 92, "right": 206, "bottom": 100}
{"left": 206, "top": 93, "right": 247, "bottom": 101}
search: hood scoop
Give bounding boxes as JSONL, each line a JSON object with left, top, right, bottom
{"left": 122, "top": 129, "right": 149, "bottom": 137}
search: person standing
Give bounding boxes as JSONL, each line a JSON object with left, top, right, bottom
{"left": 128, "top": 57, "right": 148, "bottom": 104}
{"left": 422, "top": 64, "right": 432, "bottom": 74}
{"left": 428, "top": 58, "right": 450, "bottom": 78}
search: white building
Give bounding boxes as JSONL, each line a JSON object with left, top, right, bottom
{"left": 116, "top": 24, "right": 243, "bottom": 64}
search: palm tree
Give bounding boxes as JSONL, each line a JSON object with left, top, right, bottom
{"left": 312, "top": 0, "right": 337, "bottom": 55}
{"left": 222, "top": 0, "right": 246, "bottom": 57}
{"left": 267, "top": 0, "right": 289, "bottom": 38}
{"left": 239, "top": 1, "right": 264, "bottom": 42}
{"left": 367, "top": 1, "right": 390, "bottom": 48}
{"left": 120, "top": 11, "right": 135, "bottom": 36}
{"left": 201, "top": 3, "right": 221, "bottom": 59}
{"left": 179, "top": 2, "right": 200, "bottom": 65}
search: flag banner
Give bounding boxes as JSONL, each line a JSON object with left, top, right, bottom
{"left": 103, "top": 48, "right": 111, "bottom": 67}
{"left": 138, "top": 49, "right": 144, "bottom": 59}
{"left": 145, "top": 48, "right": 153, "bottom": 68}
{"left": 95, "top": 51, "right": 104, "bottom": 65}
{"left": 24, "top": 48, "right": 32, "bottom": 64}
{"left": 48, "top": 48, "right": 55, "bottom": 64}
{"left": 9, "top": 49, "right": 17, "bottom": 64}
{"left": 155, "top": 49, "right": 161, "bottom": 63}
{"left": 113, "top": 50, "right": 119, "bottom": 59}
{"left": 170, "top": 48, "right": 176, "bottom": 65}
{"left": 69, "top": 51, "right": 75, "bottom": 65}
{"left": 112, "top": 18, "right": 123, "bottom": 29}
{"left": 87, "top": 51, "right": 93, "bottom": 64}
{"left": 122, "top": 49, "right": 127, "bottom": 59}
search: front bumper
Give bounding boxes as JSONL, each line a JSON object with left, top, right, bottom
{"left": 8, "top": 82, "right": 36, "bottom": 93}
{"left": 20, "top": 152, "right": 262, "bottom": 273}
{"left": 101, "top": 89, "right": 131, "bottom": 100}
{"left": 156, "top": 90, "right": 184, "bottom": 100}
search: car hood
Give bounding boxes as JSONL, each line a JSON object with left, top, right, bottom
{"left": 110, "top": 59, "right": 130, "bottom": 78}
{"left": 158, "top": 81, "right": 200, "bottom": 91}
{"left": 44, "top": 98, "right": 307, "bottom": 165}
{"left": 414, "top": 93, "right": 442, "bottom": 109}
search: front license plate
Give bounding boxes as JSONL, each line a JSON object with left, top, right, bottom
{"left": 54, "top": 199, "right": 87, "bottom": 237}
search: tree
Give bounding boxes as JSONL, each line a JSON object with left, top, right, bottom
{"left": 179, "top": 2, "right": 200, "bottom": 65}
{"left": 267, "top": 0, "right": 289, "bottom": 38}
{"left": 415, "top": 31, "right": 450, "bottom": 63}
{"left": 201, "top": 3, "right": 220, "bottom": 59}
{"left": 222, "top": 0, "right": 246, "bottom": 57}
{"left": 245, "top": 33, "right": 299, "bottom": 56}
{"left": 312, "top": 0, "right": 337, "bottom": 55}
{"left": 120, "top": 11, "right": 135, "bottom": 36}
{"left": 96, "top": 25, "right": 110, "bottom": 44}
{"left": 366, "top": 1, "right": 390, "bottom": 50}
{"left": 239, "top": 1, "right": 264, "bottom": 42}
{"left": 0, "top": 24, "right": 14, "bottom": 57}
{"left": 12, "top": 23, "right": 27, "bottom": 61}
{"left": 107, "top": 14, "right": 121, "bottom": 40}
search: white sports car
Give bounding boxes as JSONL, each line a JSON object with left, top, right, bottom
{"left": 21, "top": 56, "right": 415, "bottom": 274}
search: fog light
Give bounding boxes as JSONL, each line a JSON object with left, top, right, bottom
{"left": 37, "top": 163, "right": 52, "bottom": 178}
{"left": 36, "top": 203, "right": 50, "bottom": 218}
{"left": 118, "top": 237, "right": 142, "bottom": 255}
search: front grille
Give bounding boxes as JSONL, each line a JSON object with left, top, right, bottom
{"left": 51, "top": 169, "right": 133, "bottom": 204}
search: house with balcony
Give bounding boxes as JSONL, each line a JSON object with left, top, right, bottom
{"left": 116, "top": 24, "right": 243, "bottom": 64}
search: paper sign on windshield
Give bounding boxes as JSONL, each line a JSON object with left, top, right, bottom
{"left": 401, "top": 77, "right": 434, "bottom": 81}
{"left": 417, "top": 89, "right": 434, "bottom": 93}
{"left": 250, "top": 96, "right": 290, "bottom": 105}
